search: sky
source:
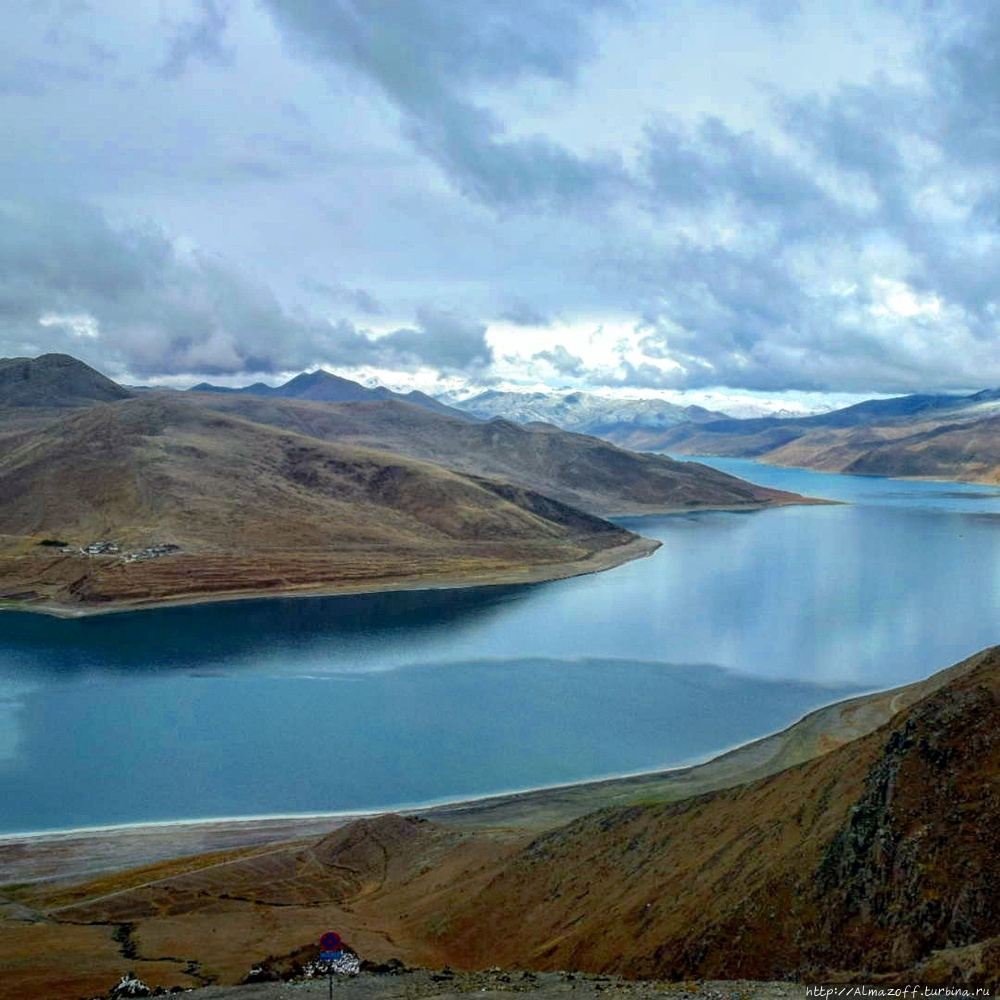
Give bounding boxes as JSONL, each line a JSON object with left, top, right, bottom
{"left": 4, "top": 0, "right": 1000, "bottom": 407}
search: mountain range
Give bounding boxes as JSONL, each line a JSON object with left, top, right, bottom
{"left": 189, "top": 391, "right": 797, "bottom": 516}
{"left": 0, "top": 355, "right": 804, "bottom": 611}
{"left": 614, "top": 389, "right": 1000, "bottom": 484}
{"left": 439, "top": 388, "right": 725, "bottom": 437}
{"left": 188, "top": 368, "right": 470, "bottom": 420}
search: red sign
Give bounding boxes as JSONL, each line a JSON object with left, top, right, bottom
{"left": 320, "top": 932, "right": 342, "bottom": 952}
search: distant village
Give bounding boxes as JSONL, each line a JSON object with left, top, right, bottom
{"left": 52, "top": 540, "right": 182, "bottom": 562}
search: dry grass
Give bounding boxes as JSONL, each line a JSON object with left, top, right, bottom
{"left": 0, "top": 396, "right": 648, "bottom": 609}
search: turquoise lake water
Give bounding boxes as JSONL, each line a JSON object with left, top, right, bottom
{"left": 1, "top": 459, "right": 999, "bottom": 834}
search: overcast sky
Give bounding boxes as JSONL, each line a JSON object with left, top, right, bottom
{"left": 4, "top": 0, "right": 1000, "bottom": 401}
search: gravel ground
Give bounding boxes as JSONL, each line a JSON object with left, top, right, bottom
{"left": 161, "top": 968, "right": 819, "bottom": 1000}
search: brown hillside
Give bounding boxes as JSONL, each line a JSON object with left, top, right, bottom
{"left": 191, "top": 393, "right": 807, "bottom": 515}
{"left": 0, "top": 395, "right": 644, "bottom": 610}
{"left": 766, "top": 412, "right": 1000, "bottom": 484}
{"left": 630, "top": 407, "right": 1000, "bottom": 486}
{"left": 3, "top": 815, "right": 528, "bottom": 995}
{"left": 422, "top": 647, "right": 1000, "bottom": 986}
{"left": 3, "top": 649, "right": 997, "bottom": 997}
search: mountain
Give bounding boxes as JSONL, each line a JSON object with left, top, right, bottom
{"left": 0, "top": 356, "right": 813, "bottom": 611}
{"left": 442, "top": 387, "right": 725, "bottom": 439}
{"left": 9, "top": 647, "right": 997, "bottom": 995}
{"left": 0, "top": 395, "right": 646, "bottom": 610}
{"left": 190, "top": 368, "right": 472, "bottom": 420}
{"left": 191, "top": 393, "right": 808, "bottom": 517}
{"left": 0, "top": 353, "right": 132, "bottom": 410}
{"left": 629, "top": 389, "right": 1000, "bottom": 484}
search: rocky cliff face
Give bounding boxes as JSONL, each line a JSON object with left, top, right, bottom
{"left": 814, "top": 674, "right": 999, "bottom": 975}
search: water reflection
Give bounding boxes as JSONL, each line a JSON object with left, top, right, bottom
{"left": 0, "top": 658, "right": 863, "bottom": 834}
{"left": 0, "top": 584, "right": 539, "bottom": 676}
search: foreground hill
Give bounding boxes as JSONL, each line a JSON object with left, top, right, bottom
{"left": 0, "top": 395, "right": 648, "bottom": 611}
{"left": 1, "top": 647, "right": 996, "bottom": 995}
{"left": 429, "top": 646, "right": 999, "bottom": 984}
{"left": 632, "top": 390, "right": 1000, "bottom": 484}
{"left": 191, "top": 393, "right": 805, "bottom": 516}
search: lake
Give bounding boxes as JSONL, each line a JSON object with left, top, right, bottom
{"left": 2, "top": 459, "right": 999, "bottom": 835}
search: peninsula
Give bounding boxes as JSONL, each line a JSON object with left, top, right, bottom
{"left": 0, "top": 354, "right": 811, "bottom": 615}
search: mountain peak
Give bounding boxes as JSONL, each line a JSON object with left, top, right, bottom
{"left": 282, "top": 369, "right": 345, "bottom": 387}
{"left": 0, "top": 353, "right": 132, "bottom": 409}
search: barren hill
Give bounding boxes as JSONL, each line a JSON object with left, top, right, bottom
{"left": 427, "top": 647, "right": 1000, "bottom": 986}
{"left": 0, "top": 395, "right": 647, "bottom": 610}
{"left": 190, "top": 393, "right": 805, "bottom": 516}
{"left": 3, "top": 647, "right": 997, "bottom": 996}
{"left": 0, "top": 353, "right": 132, "bottom": 410}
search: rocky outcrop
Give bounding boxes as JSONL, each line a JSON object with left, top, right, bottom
{"left": 814, "top": 677, "right": 1000, "bottom": 973}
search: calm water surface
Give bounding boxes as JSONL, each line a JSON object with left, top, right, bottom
{"left": 1, "top": 460, "right": 999, "bottom": 834}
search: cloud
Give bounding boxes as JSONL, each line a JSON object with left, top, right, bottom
{"left": 500, "top": 301, "right": 551, "bottom": 327}
{"left": 260, "top": 0, "right": 627, "bottom": 209}
{"left": 6, "top": 0, "right": 1000, "bottom": 395}
{"left": 0, "top": 0, "right": 107, "bottom": 97}
{"left": 0, "top": 199, "right": 491, "bottom": 378}
{"left": 374, "top": 307, "right": 493, "bottom": 371}
{"left": 532, "top": 344, "right": 587, "bottom": 378}
{"left": 642, "top": 115, "right": 847, "bottom": 239}
{"left": 159, "top": 0, "right": 235, "bottom": 79}
{"left": 301, "top": 278, "right": 385, "bottom": 316}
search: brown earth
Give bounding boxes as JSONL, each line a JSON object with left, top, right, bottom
{"left": 189, "top": 393, "right": 809, "bottom": 516}
{"left": 1, "top": 649, "right": 996, "bottom": 999}
{"left": 0, "top": 394, "right": 655, "bottom": 612}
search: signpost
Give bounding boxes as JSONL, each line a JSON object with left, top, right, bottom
{"left": 319, "top": 931, "right": 358, "bottom": 1000}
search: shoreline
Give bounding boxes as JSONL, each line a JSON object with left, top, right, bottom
{"left": 1, "top": 490, "right": 829, "bottom": 620}
{"left": 0, "top": 533, "right": 662, "bottom": 619}
{"left": 674, "top": 451, "right": 1000, "bottom": 491}
{"left": 4, "top": 644, "right": 988, "bottom": 884}
{"left": 0, "top": 493, "right": 831, "bottom": 620}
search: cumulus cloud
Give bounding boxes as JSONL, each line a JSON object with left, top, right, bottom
{"left": 5, "top": 0, "right": 1000, "bottom": 393}
{"left": 501, "top": 301, "right": 552, "bottom": 327}
{"left": 532, "top": 344, "right": 587, "bottom": 378}
{"left": 374, "top": 307, "right": 493, "bottom": 372}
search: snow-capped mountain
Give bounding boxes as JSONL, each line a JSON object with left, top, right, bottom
{"left": 440, "top": 389, "right": 727, "bottom": 438}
